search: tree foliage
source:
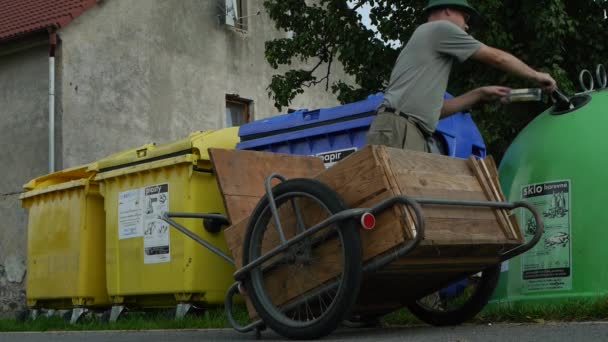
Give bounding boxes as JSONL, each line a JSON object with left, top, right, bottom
{"left": 263, "top": 0, "right": 608, "bottom": 159}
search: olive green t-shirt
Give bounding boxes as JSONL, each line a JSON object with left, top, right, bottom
{"left": 382, "top": 20, "right": 482, "bottom": 133}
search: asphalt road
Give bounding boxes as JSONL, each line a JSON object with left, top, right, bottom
{"left": 2, "top": 322, "right": 608, "bottom": 342}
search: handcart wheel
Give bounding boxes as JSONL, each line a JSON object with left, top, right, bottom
{"left": 407, "top": 264, "right": 500, "bottom": 326}
{"left": 243, "top": 178, "right": 363, "bottom": 340}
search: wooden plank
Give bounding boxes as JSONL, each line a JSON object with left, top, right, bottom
{"left": 382, "top": 256, "right": 500, "bottom": 268}
{"left": 478, "top": 158, "right": 518, "bottom": 240}
{"left": 253, "top": 233, "right": 345, "bottom": 311}
{"left": 390, "top": 170, "right": 483, "bottom": 192}
{"left": 209, "top": 148, "right": 325, "bottom": 222}
{"left": 375, "top": 146, "right": 415, "bottom": 239}
{"left": 423, "top": 217, "right": 503, "bottom": 243}
{"left": 222, "top": 195, "right": 260, "bottom": 225}
{"left": 401, "top": 186, "right": 488, "bottom": 201}
{"left": 415, "top": 204, "right": 496, "bottom": 220}
{"left": 224, "top": 217, "right": 248, "bottom": 268}
{"left": 406, "top": 243, "right": 516, "bottom": 258}
{"left": 485, "top": 156, "right": 524, "bottom": 242}
{"left": 384, "top": 146, "right": 473, "bottom": 176}
{"left": 484, "top": 156, "right": 503, "bottom": 199}
{"left": 315, "top": 146, "right": 390, "bottom": 207}
{"left": 467, "top": 157, "right": 512, "bottom": 241}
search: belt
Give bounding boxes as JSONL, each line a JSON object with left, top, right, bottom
{"left": 376, "top": 106, "right": 431, "bottom": 137}
{"left": 376, "top": 106, "right": 411, "bottom": 120}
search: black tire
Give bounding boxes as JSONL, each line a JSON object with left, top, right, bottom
{"left": 243, "top": 178, "right": 362, "bottom": 340}
{"left": 407, "top": 265, "right": 500, "bottom": 326}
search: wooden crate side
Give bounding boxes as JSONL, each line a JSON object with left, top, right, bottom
{"left": 316, "top": 145, "right": 409, "bottom": 261}
{"left": 468, "top": 157, "right": 514, "bottom": 241}
{"left": 391, "top": 170, "right": 500, "bottom": 243}
{"left": 376, "top": 147, "right": 415, "bottom": 239}
{"left": 381, "top": 147, "right": 513, "bottom": 246}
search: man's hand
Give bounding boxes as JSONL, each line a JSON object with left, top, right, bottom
{"left": 476, "top": 86, "right": 511, "bottom": 103}
{"left": 534, "top": 72, "right": 557, "bottom": 92}
{"left": 441, "top": 86, "right": 510, "bottom": 118}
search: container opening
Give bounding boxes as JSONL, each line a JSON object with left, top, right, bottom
{"left": 551, "top": 94, "right": 591, "bottom": 115}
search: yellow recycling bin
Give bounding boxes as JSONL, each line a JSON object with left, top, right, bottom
{"left": 20, "top": 165, "right": 110, "bottom": 321}
{"left": 91, "top": 128, "right": 240, "bottom": 320}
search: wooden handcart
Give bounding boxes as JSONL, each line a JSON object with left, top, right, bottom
{"left": 160, "top": 146, "right": 544, "bottom": 340}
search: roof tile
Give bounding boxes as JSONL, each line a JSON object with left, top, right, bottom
{"left": 0, "top": 0, "right": 97, "bottom": 42}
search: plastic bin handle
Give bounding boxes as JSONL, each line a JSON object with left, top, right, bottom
{"left": 136, "top": 147, "right": 148, "bottom": 158}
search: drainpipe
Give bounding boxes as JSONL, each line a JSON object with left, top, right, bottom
{"left": 48, "top": 29, "right": 57, "bottom": 172}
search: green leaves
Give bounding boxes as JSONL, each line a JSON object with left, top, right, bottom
{"left": 264, "top": 0, "right": 608, "bottom": 160}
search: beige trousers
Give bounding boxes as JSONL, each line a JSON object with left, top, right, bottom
{"left": 366, "top": 112, "right": 430, "bottom": 152}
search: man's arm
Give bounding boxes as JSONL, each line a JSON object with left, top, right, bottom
{"left": 441, "top": 86, "right": 511, "bottom": 118}
{"left": 472, "top": 45, "right": 556, "bottom": 92}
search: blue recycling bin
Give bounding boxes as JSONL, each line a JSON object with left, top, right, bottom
{"left": 237, "top": 93, "right": 486, "bottom": 167}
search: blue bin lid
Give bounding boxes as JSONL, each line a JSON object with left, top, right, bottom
{"left": 239, "top": 92, "right": 485, "bottom": 153}
{"left": 239, "top": 94, "right": 383, "bottom": 139}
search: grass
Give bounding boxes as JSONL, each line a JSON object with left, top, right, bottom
{"left": 3, "top": 299, "right": 608, "bottom": 332}
{"left": 383, "top": 298, "right": 608, "bottom": 326}
{"left": 0, "top": 306, "right": 250, "bottom": 332}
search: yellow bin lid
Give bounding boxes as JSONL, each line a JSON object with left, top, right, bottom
{"left": 22, "top": 164, "right": 94, "bottom": 191}
{"left": 89, "top": 127, "right": 240, "bottom": 173}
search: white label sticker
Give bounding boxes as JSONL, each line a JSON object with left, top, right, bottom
{"left": 501, "top": 261, "right": 509, "bottom": 272}
{"left": 118, "top": 189, "right": 144, "bottom": 239}
{"left": 143, "top": 184, "right": 171, "bottom": 264}
{"left": 315, "top": 148, "right": 357, "bottom": 168}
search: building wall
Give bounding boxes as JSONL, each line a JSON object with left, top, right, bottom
{"left": 0, "top": 41, "right": 50, "bottom": 316}
{"left": 59, "top": 0, "right": 351, "bottom": 166}
{"left": 0, "top": 0, "right": 354, "bottom": 316}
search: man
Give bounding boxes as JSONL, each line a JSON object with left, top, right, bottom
{"left": 367, "top": 0, "right": 557, "bottom": 152}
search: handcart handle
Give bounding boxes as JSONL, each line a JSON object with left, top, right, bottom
{"left": 224, "top": 282, "right": 264, "bottom": 334}
{"left": 160, "top": 212, "right": 236, "bottom": 267}
{"left": 498, "top": 201, "right": 544, "bottom": 261}
{"left": 411, "top": 198, "right": 544, "bottom": 262}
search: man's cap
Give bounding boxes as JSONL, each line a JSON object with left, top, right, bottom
{"left": 423, "top": 0, "right": 480, "bottom": 19}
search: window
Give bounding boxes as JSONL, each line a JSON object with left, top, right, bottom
{"left": 225, "top": 0, "right": 247, "bottom": 30}
{"left": 226, "top": 95, "right": 252, "bottom": 127}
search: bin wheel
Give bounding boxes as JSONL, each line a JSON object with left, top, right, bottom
{"left": 100, "top": 310, "right": 111, "bottom": 324}
{"left": 242, "top": 178, "right": 363, "bottom": 340}
{"left": 15, "top": 309, "right": 30, "bottom": 322}
{"left": 407, "top": 265, "right": 500, "bottom": 326}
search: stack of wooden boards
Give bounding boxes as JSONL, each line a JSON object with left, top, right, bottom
{"left": 209, "top": 145, "right": 523, "bottom": 317}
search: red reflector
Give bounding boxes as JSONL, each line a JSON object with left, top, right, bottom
{"left": 360, "top": 213, "right": 376, "bottom": 230}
